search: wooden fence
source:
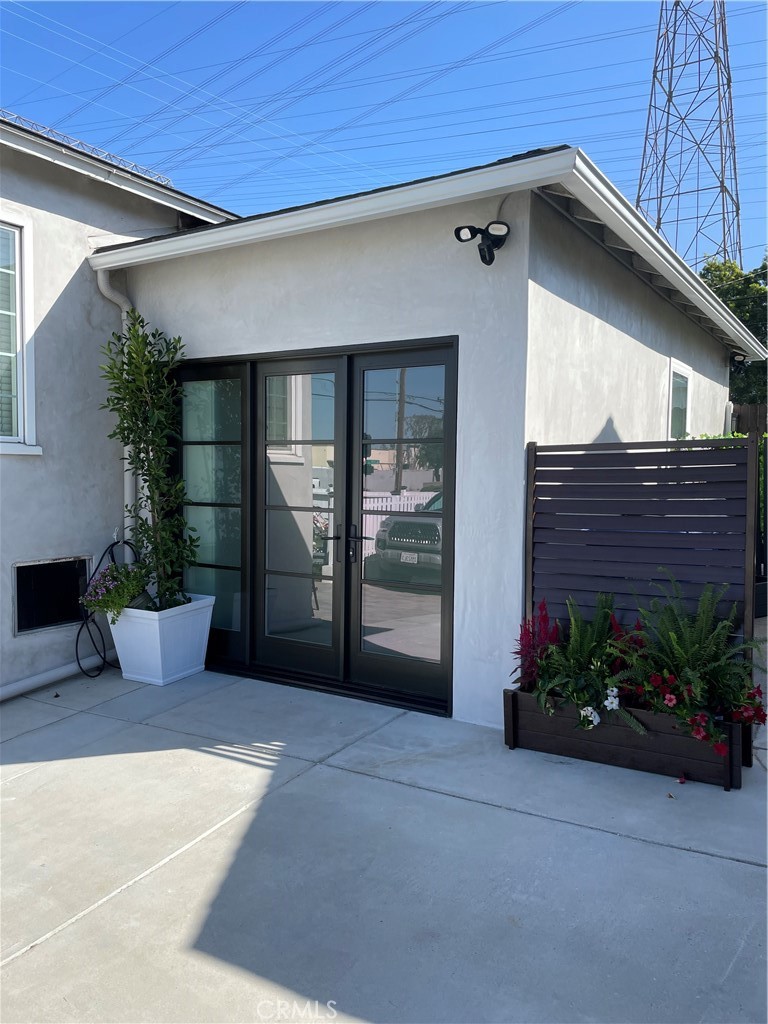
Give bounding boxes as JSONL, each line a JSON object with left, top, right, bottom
{"left": 731, "top": 403, "right": 767, "bottom": 435}
{"left": 525, "top": 437, "right": 759, "bottom": 639}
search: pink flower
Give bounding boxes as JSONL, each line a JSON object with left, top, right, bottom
{"left": 713, "top": 742, "right": 729, "bottom": 758}
{"left": 691, "top": 725, "right": 707, "bottom": 741}
{"left": 664, "top": 694, "right": 677, "bottom": 707}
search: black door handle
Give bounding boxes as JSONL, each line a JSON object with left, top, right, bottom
{"left": 346, "top": 524, "right": 373, "bottom": 562}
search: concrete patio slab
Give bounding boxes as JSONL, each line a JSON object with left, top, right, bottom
{"left": 2, "top": 668, "right": 766, "bottom": 1024}
{"left": 23, "top": 671, "right": 144, "bottom": 711}
{"left": 0, "top": 697, "right": 76, "bottom": 742}
{"left": 0, "top": 706, "right": 131, "bottom": 784}
{"left": 327, "top": 711, "right": 768, "bottom": 865}
{"left": 89, "top": 667, "right": 243, "bottom": 723}
{"left": 1, "top": 762, "right": 765, "bottom": 1024}
{"left": 142, "top": 676, "right": 406, "bottom": 762}
{"left": 1, "top": 716, "right": 309, "bottom": 958}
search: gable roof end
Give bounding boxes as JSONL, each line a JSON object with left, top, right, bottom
{"left": 89, "top": 146, "right": 765, "bottom": 361}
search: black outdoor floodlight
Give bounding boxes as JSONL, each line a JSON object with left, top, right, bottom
{"left": 454, "top": 220, "right": 511, "bottom": 266}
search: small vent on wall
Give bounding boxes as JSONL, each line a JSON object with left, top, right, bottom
{"left": 15, "top": 557, "right": 89, "bottom": 634}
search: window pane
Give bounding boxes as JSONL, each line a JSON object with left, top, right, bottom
{"left": 0, "top": 270, "right": 15, "bottom": 315}
{"left": 362, "top": 442, "right": 444, "bottom": 501}
{"left": 267, "top": 509, "right": 336, "bottom": 575}
{"left": 182, "top": 379, "right": 241, "bottom": 442}
{"left": 184, "top": 566, "right": 241, "bottom": 631}
{"left": 361, "top": 583, "right": 441, "bottom": 662}
{"left": 0, "top": 350, "right": 17, "bottom": 437}
{"left": 0, "top": 228, "right": 15, "bottom": 272}
{"left": 671, "top": 371, "right": 688, "bottom": 439}
{"left": 266, "top": 574, "right": 332, "bottom": 646}
{"left": 364, "top": 365, "right": 445, "bottom": 441}
{"left": 266, "top": 372, "right": 335, "bottom": 443}
{"left": 362, "top": 512, "right": 442, "bottom": 586}
{"left": 267, "top": 444, "right": 334, "bottom": 508}
{"left": 184, "top": 506, "right": 241, "bottom": 567}
{"left": 0, "top": 312, "right": 15, "bottom": 354}
{"left": 184, "top": 445, "right": 241, "bottom": 504}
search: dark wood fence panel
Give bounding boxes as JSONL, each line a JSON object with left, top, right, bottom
{"left": 526, "top": 437, "right": 759, "bottom": 637}
{"left": 732, "top": 403, "right": 767, "bottom": 435}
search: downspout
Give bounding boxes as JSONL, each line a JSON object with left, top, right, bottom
{"left": 96, "top": 270, "right": 135, "bottom": 538}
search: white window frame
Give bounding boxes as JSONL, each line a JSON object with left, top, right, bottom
{"left": 668, "top": 358, "right": 692, "bottom": 441}
{"left": 0, "top": 213, "right": 39, "bottom": 455}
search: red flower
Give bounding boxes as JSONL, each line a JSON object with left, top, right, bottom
{"left": 732, "top": 709, "right": 743, "bottom": 722}
{"left": 755, "top": 707, "right": 767, "bottom": 725}
{"left": 741, "top": 707, "right": 755, "bottom": 722}
{"left": 660, "top": 684, "right": 670, "bottom": 697}
{"left": 713, "top": 742, "right": 729, "bottom": 758}
{"left": 695, "top": 712, "right": 708, "bottom": 725}
{"left": 636, "top": 685, "right": 645, "bottom": 695}
{"left": 692, "top": 725, "right": 707, "bottom": 741}
{"left": 666, "top": 674, "right": 677, "bottom": 686}
{"left": 649, "top": 674, "right": 663, "bottom": 688}
{"left": 750, "top": 685, "right": 763, "bottom": 700}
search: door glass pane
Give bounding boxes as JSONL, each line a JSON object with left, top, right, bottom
{"left": 361, "top": 583, "right": 441, "bottom": 662}
{"left": 361, "top": 513, "right": 442, "bottom": 586}
{"left": 185, "top": 506, "right": 241, "bottom": 567}
{"left": 364, "top": 365, "right": 445, "bottom": 441}
{"left": 362, "top": 442, "right": 444, "bottom": 504}
{"left": 184, "top": 446, "right": 241, "bottom": 504}
{"left": 267, "top": 445, "right": 334, "bottom": 508}
{"left": 185, "top": 566, "right": 241, "bottom": 631}
{"left": 266, "top": 372, "right": 335, "bottom": 444}
{"left": 267, "top": 510, "right": 336, "bottom": 575}
{"left": 266, "top": 574, "right": 332, "bottom": 646}
{"left": 183, "top": 379, "right": 241, "bottom": 441}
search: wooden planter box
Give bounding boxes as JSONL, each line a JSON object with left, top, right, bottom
{"left": 503, "top": 689, "right": 743, "bottom": 790}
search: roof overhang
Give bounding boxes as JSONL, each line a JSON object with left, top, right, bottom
{"left": 88, "top": 146, "right": 765, "bottom": 361}
{"left": 1, "top": 120, "right": 236, "bottom": 226}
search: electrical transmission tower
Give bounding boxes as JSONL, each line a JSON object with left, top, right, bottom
{"left": 636, "top": 1, "right": 742, "bottom": 269}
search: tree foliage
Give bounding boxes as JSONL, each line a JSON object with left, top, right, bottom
{"left": 101, "top": 310, "right": 198, "bottom": 611}
{"left": 699, "top": 256, "right": 767, "bottom": 404}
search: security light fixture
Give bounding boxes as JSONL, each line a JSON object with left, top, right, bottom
{"left": 454, "top": 220, "right": 510, "bottom": 266}
{"left": 730, "top": 352, "right": 751, "bottom": 372}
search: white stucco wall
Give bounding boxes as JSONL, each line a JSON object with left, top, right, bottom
{"left": 525, "top": 195, "right": 730, "bottom": 445}
{"left": 125, "top": 194, "right": 533, "bottom": 728}
{"left": 0, "top": 149, "right": 180, "bottom": 685}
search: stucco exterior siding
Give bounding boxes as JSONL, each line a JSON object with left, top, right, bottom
{"left": 1, "top": 151, "right": 180, "bottom": 686}
{"left": 126, "top": 194, "right": 532, "bottom": 728}
{"left": 525, "top": 195, "right": 730, "bottom": 446}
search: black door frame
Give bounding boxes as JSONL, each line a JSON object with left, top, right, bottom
{"left": 179, "top": 337, "right": 457, "bottom": 715}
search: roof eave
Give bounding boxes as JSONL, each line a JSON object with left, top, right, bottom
{"left": 1, "top": 123, "right": 235, "bottom": 225}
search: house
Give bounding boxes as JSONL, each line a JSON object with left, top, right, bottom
{"left": 0, "top": 114, "right": 235, "bottom": 693}
{"left": 3, "top": 127, "right": 765, "bottom": 727}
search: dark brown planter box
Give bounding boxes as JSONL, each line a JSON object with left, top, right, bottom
{"left": 503, "top": 688, "right": 743, "bottom": 790}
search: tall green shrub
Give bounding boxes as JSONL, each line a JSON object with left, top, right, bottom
{"left": 101, "top": 310, "right": 198, "bottom": 611}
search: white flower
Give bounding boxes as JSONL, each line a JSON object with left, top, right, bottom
{"left": 607, "top": 686, "right": 618, "bottom": 698}
{"left": 580, "top": 706, "right": 602, "bottom": 728}
{"left": 604, "top": 695, "right": 620, "bottom": 711}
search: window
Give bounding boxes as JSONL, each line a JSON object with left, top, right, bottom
{"left": 0, "top": 225, "right": 20, "bottom": 439}
{"left": 668, "top": 360, "right": 691, "bottom": 440}
{"left": 15, "top": 558, "right": 89, "bottom": 633}
{"left": 0, "top": 217, "right": 38, "bottom": 454}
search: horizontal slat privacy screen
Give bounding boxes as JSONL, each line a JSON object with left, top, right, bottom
{"left": 525, "top": 437, "right": 759, "bottom": 637}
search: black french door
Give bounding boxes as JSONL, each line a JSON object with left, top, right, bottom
{"left": 182, "top": 343, "right": 455, "bottom": 713}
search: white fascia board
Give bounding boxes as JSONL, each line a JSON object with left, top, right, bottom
{"left": 1, "top": 126, "right": 234, "bottom": 225}
{"left": 89, "top": 147, "right": 580, "bottom": 271}
{"left": 566, "top": 151, "right": 767, "bottom": 361}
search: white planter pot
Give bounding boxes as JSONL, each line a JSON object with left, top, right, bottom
{"left": 109, "top": 594, "right": 215, "bottom": 686}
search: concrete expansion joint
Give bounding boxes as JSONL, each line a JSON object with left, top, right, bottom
{"left": 319, "top": 761, "right": 768, "bottom": 871}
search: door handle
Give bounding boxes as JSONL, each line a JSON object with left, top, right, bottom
{"left": 346, "top": 524, "right": 373, "bottom": 562}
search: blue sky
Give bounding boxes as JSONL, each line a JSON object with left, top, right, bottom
{"left": 1, "top": 1, "right": 765, "bottom": 268}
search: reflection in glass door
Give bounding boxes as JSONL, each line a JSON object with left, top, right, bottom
{"left": 349, "top": 352, "right": 453, "bottom": 708}
{"left": 256, "top": 359, "right": 345, "bottom": 679}
{"left": 249, "top": 346, "right": 454, "bottom": 712}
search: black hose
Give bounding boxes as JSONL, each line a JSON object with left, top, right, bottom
{"left": 75, "top": 540, "right": 139, "bottom": 678}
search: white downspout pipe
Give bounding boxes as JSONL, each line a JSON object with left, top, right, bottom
{"left": 96, "top": 269, "right": 135, "bottom": 538}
